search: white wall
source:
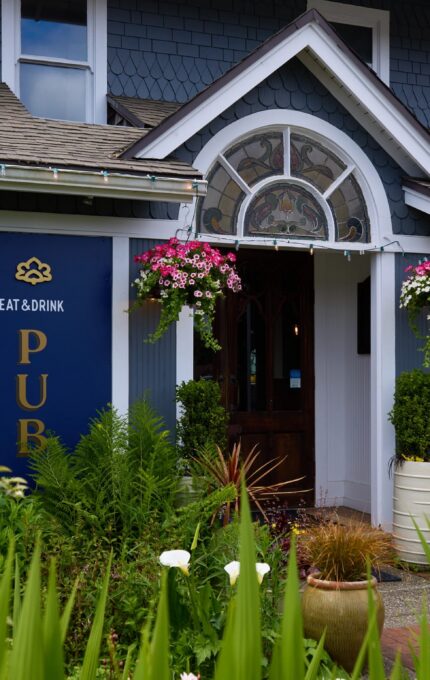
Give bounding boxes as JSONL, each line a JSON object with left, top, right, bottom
{"left": 314, "top": 252, "right": 371, "bottom": 512}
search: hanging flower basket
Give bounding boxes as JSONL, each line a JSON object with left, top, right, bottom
{"left": 400, "top": 259, "right": 430, "bottom": 366}
{"left": 132, "top": 238, "right": 242, "bottom": 351}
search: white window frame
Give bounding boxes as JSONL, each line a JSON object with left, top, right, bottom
{"left": 307, "top": 0, "right": 390, "bottom": 85}
{"left": 1, "top": 0, "right": 107, "bottom": 123}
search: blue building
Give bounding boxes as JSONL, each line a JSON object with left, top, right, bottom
{"left": 1, "top": 0, "right": 430, "bottom": 529}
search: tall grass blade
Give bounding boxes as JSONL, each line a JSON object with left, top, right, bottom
{"left": 147, "top": 571, "right": 170, "bottom": 680}
{"left": 60, "top": 576, "right": 79, "bottom": 644}
{"left": 133, "top": 627, "right": 150, "bottom": 680}
{"left": 389, "top": 652, "right": 404, "bottom": 680}
{"left": 304, "top": 631, "right": 326, "bottom": 680}
{"left": 411, "top": 517, "right": 430, "bottom": 564}
{"left": 0, "top": 541, "right": 14, "bottom": 673}
{"left": 270, "top": 534, "right": 305, "bottom": 679}
{"left": 414, "top": 597, "right": 430, "bottom": 680}
{"left": 366, "top": 565, "right": 385, "bottom": 680}
{"left": 9, "top": 540, "right": 44, "bottom": 680}
{"left": 12, "top": 556, "right": 21, "bottom": 637}
{"left": 43, "top": 560, "right": 64, "bottom": 680}
{"left": 121, "top": 643, "right": 136, "bottom": 680}
{"left": 213, "top": 600, "right": 236, "bottom": 680}
{"left": 233, "top": 481, "right": 262, "bottom": 680}
{"left": 80, "top": 551, "right": 112, "bottom": 680}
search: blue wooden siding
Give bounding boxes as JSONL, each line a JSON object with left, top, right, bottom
{"left": 395, "top": 253, "right": 430, "bottom": 375}
{"left": 129, "top": 238, "right": 177, "bottom": 434}
{"left": 107, "top": 0, "right": 430, "bottom": 127}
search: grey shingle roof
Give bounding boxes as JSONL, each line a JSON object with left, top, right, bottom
{"left": 108, "top": 94, "right": 181, "bottom": 128}
{"left": 0, "top": 84, "right": 200, "bottom": 178}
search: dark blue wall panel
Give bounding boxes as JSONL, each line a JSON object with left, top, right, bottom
{"left": 395, "top": 252, "right": 430, "bottom": 375}
{"left": 129, "top": 238, "right": 176, "bottom": 435}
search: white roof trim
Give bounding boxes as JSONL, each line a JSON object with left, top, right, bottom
{"left": 134, "top": 20, "right": 430, "bottom": 176}
{"left": 403, "top": 186, "right": 430, "bottom": 216}
{"left": 0, "top": 164, "right": 206, "bottom": 202}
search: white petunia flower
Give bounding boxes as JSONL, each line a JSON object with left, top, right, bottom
{"left": 159, "top": 550, "right": 191, "bottom": 575}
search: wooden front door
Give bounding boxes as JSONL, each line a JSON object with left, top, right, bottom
{"left": 195, "top": 249, "right": 315, "bottom": 506}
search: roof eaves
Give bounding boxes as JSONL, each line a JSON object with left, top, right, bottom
{"left": 107, "top": 94, "right": 146, "bottom": 129}
{"left": 121, "top": 7, "right": 430, "bottom": 168}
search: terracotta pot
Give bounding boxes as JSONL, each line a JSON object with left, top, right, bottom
{"left": 302, "top": 574, "right": 384, "bottom": 673}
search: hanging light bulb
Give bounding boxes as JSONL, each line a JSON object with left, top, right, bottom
{"left": 273, "top": 239, "right": 279, "bottom": 251}
{"left": 309, "top": 244, "right": 314, "bottom": 256}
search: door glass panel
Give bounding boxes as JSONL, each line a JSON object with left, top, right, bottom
{"left": 20, "top": 63, "right": 86, "bottom": 121}
{"left": 237, "top": 300, "right": 266, "bottom": 411}
{"left": 21, "top": 0, "right": 87, "bottom": 61}
{"left": 273, "top": 299, "right": 301, "bottom": 410}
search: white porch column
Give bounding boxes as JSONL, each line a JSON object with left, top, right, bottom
{"left": 112, "top": 236, "right": 129, "bottom": 416}
{"left": 176, "top": 306, "right": 194, "bottom": 417}
{"left": 370, "top": 252, "right": 396, "bottom": 529}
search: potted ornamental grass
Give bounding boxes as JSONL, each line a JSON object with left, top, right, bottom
{"left": 400, "top": 258, "right": 430, "bottom": 366}
{"left": 132, "top": 238, "right": 241, "bottom": 351}
{"left": 389, "top": 369, "right": 430, "bottom": 565}
{"left": 300, "top": 521, "right": 394, "bottom": 673}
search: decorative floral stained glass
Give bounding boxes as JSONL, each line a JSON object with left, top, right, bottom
{"left": 244, "top": 182, "right": 328, "bottom": 239}
{"left": 328, "top": 174, "right": 370, "bottom": 243}
{"left": 197, "top": 161, "right": 244, "bottom": 235}
{"left": 197, "top": 129, "right": 370, "bottom": 243}
{"left": 290, "top": 133, "right": 346, "bottom": 193}
{"left": 225, "top": 132, "right": 284, "bottom": 187}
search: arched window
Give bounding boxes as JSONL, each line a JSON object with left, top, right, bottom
{"left": 197, "top": 127, "right": 370, "bottom": 243}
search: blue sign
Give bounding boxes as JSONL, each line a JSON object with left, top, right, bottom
{"left": 0, "top": 232, "right": 112, "bottom": 478}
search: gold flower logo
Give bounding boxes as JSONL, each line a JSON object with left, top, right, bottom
{"left": 15, "top": 257, "right": 53, "bottom": 286}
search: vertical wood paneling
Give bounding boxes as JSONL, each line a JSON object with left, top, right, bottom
{"left": 129, "top": 239, "right": 176, "bottom": 434}
{"left": 314, "top": 253, "right": 371, "bottom": 512}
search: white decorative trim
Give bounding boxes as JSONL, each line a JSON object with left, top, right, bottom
{"left": 307, "top": 0, "right": 390, "bottom": 84}
{"left": 175, "top": 305, "right": 194, "bottom": 418}
{"left": 112, "top": 236, "right": 129, "bottom": 416}
{"left": 403, "top": 187, "right": 430, "bottom": 216}
{"left": 135, "top": 21, "right": 428, "bottom": 175}
{"left": 1, "top": 0, "right": 107, "bottom": 124}
{"left": 0, "top": 211, "right": 180, "bottom": 239}
{"left": 370, "top": 252, "right": 395, "bottom": 529}
{"left": 190, "top": 110, "right": 393, "bottom": 248}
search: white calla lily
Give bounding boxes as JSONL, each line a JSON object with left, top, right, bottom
{"left": 180, "top": 674, "right": 199, "bottom": 680}
{"left": 159, "top": 549, "right": 191, "bottom": 575}
{"left": 256, "top": 562, "right": 271, "bottom": 584}
{"left": 224, "top": 560, "right": 240, "bottom": 586}
{"left": 224, "top": 560, "right": 271, "bottom": 585}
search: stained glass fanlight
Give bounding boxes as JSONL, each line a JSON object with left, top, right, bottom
{"left": 198, "top": 129, "right": 370, "bottom": 243}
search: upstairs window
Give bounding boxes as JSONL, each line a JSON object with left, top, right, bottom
{"left": 307, "top": 0, "right": 390, "bottom": 85}
{"left": 2, "top": 0, "right": 107, "bottom": 123}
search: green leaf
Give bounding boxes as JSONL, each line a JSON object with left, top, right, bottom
{"left": 43, "top": 560, "right": 64, "bottom": 680}
{"left": 0, "top": 540, "right": 14, "bottom": 673}
{"left": 12, "top": 556, "right": 21, "bottom": 637}
{"left": 415, "top": 596, "right": 430, "bottom": 680}
{"left": 233, "top": 481, "right": 262, "bottom": 680}
{"left": 271, "top": 534, "right": 305, "bottom": 680}
{"left": 214, "top": 599, "right": 236, "bottom": 680}
{"left": 148, "top": 571, "right": 170, "bottom": 680}
{"left": 389, "top": 652, "right": 404, "bottom": 680}
{"left": 304, "top": 631, "right": 326, "bottom": 680}
{"left": 412, "top": 517, "right": 430, "bottom": 564}
{"left": 121, "top": 643, "right": 136, "bottom": 680}
{"left": 60, "top": 576, "right": 78, "bottom": 645}
{"left": 80, "top": 551, "right": 112, "bottom": 680}
{"left": 9, "top": 540, "right": 44, "bottom": 680}
{"left": 366, "top": 566, "right": 385, "bottom": 680}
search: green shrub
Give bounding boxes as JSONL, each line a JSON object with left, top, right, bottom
{"left": 176, "top": 379, "right": 229, "bottom": 460}
{"left": 388, "top": 369, "right": 430, "bottom": 461}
